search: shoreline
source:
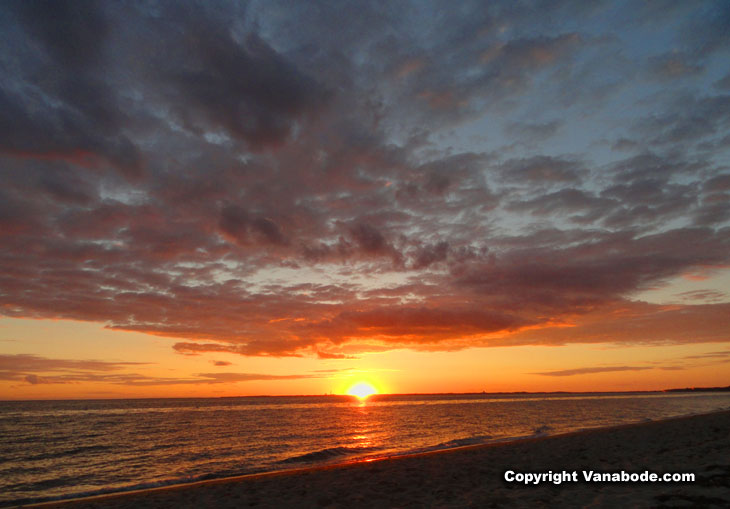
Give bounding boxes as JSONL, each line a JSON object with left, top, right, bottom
{"left": 19, "top": 408, "right": 730, "bottom": 508}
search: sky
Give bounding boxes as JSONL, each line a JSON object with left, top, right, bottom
{"left": 1, "top": 0, "right": 729, "bottom": 399}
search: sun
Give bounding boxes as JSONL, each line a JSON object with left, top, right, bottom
{"left": 346, "top": 382, "right": 378, "bottom": 400}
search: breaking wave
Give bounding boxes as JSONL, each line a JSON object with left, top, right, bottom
{"left": 279, "top": 446, "right": 381, "bottom": 464}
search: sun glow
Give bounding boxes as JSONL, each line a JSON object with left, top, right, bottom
{"left": 345, "top": 382, "right": 378, "bottom": 400}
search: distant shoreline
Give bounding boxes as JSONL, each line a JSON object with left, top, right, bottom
{"left": 3, "top": 386, "right": 729, "bottom": 403}
{"left": 663, "top": 385, "right": 730, "bottom": 393}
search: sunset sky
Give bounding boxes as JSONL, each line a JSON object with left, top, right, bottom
{"left": 1, "top": 0, "right": 729, "bottom": 399}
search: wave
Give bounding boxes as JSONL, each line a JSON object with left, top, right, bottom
{"left": 278, "top": 446, "right": 381, "bottom": 464}
{"left": 532, "top": 425, "right": 553, "bottom": 436}
{"left": 25, "top": 444, "right": 113, "bottom": 462}
{"left": 0, "top": 469, "right": 260, "bottom": 508}
{"left": 434, "top": 434, "right": 493, "bottom": 449}
{"left": 400, "top": 434, "right": 494, "bottom": 456}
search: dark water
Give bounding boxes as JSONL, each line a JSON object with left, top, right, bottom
{"left": 2, "top": 392, "right": 730, "bottom": 506}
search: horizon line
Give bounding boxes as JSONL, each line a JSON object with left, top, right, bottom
{"left": 3, "top": 386, "right": 729, "bottom": 402}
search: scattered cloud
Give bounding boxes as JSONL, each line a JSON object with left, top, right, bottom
{"left": 0, "top": 1, "right": 728, "bottom": 361}
{"left": 0, "top": 354, "right": 145, "bottom": 372}
{"left": 316, "top": 351, "right": 357, "bottom": 360}
{"left": 499, "top": 156, "right": 585, "bottom": 184}
{"left": 0, "top": 354, "right": 322, "bottom": 386}
{"left": 532, "top": 366, "right": 654, "bottom": 377}
{"left": 682, "top": 350, "right": 730, "bottom": 360}
{"left": 674, "top": 290, "right": 727, "bottom": 303}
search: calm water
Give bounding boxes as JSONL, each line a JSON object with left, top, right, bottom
{"left": 2, "top": 392, "right": 730, "bottom": 506}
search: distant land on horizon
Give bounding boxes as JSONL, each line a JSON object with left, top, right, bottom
{"left": 663, "top": 385, "right": 730, "bottom": 393}
{"left": 4, "top": 386, "right": 730, "bottom": 402}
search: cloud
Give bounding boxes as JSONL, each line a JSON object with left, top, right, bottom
{"left": 316, "top": 351, "right": 357, "bottom": 360}
{"left": 499, "top": 156, "right": 584, "bottom": 184}
{"left": 504, "top": 302, "right": 730, "bottom": 348}
{"left": 635, "top": 95, "right": 730, "bottom": 148}
{"left": 313, "top": 306, "right": 531, "bottom": 343}
{"left": 25, "top": 374, "right": 50, "bottom": 385}
{"left": 504, "top": 120, "right": 562, "bottom": 141}
{"left": 681, "top": 350, "right": 730, "bottom": 360}
{"left": 15, "top": 372, "right": 317, "bottom": 386}
{"left": 506, "top": 188, "right": 617, "bottom": 221}
{"left": 0, "top": 354, "right": 145, "bottom": 372}
{"left": 219, "top": 205, "right": 289, "bottom": 246}
{"left": 716, "top": 73, "right": 730, "bottom": 90}
{"left": 163, "top": 28, "right": 329, "bottom": 148}
{"left": 532, "top": 366, "right": 654, "bottom": 377}
{"left": 674, "top": 290, "right": 727, "bottom": 303}
{"left": 0, "top": 1, "right": 728, "bottom": 361}
{"left": 0, "top": 354, "right": 321, "bottom": 386}
{"left": 194, "top": 372, "right": 316, "bottom": 384}
{"left": 533, "top": 347, "right": 730, "bottom": 378}
{"left": 647, "top": 51, "right": 703, "bottom": 79}
{"left": 1, "top": 1, "right": 142, "bottom": 177}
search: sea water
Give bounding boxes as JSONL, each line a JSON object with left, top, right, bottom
{"left": 2, "top": 391, "right": 730, "bottom": 506}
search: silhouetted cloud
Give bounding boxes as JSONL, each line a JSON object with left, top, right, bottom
{"left": 682, "top": 350, "right": 730, "bottom": 360}
{"left": 316, "top": 351, "right": 357, "bottom": 360}
{"left": 0, "top": 354, "right": 321, "bottom": 386}
{"left": 533, "top": 366, "right": 654, "bottom": 377}
{"left": 0, "top": 354, "right": 145, "bottom": 372}
{"left": 674, "top": 290, "right": 727, "bottom": 303}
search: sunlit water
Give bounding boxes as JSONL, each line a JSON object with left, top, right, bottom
{"left": 2, "top": 392, "right": 730, "bottom": 506}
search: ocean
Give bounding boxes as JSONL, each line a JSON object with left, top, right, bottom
{"left": 2, "top": 391, "right": 730, "bottom": 506}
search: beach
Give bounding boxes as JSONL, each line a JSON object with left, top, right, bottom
{"left": 24, "top": 409, "right": 730, "bottom": 509}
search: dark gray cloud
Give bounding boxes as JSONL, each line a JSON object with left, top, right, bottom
{"left": 647, "top": 51, "right": 703, "bottom": 79}
{"left": 635, "top": 94, "right": 730, "bottom": 148}
{"left": 1, "top": 1, "right": 141, "bottom": 177}
{"left": 0, "top": 0, "right": 728, "bottom": 359}
{"left": 506, "top": 188, "right": 617, "bottom": 221}
{"left": 162, "top": 27, "right": 329, "bottom": 148}
{"left": 715, "top": 73, "right": 730, "bottom": 91}
{"left": 499, "top": 156, "right": 584, "bottom": 184}
{"left": 504, "top": 121, "right": 562, "bottom": 142}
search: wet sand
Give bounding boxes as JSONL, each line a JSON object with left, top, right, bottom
{"left": 24, "top": 410, "right": 730, "bottom": 508}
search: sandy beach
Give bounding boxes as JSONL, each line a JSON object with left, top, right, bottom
{"left": 22, "top": 409, "right": 730, "bottom": 509}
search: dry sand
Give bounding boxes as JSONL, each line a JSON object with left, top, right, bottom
{"left": 24, "top": 410, "right": 730, "bottom": 508}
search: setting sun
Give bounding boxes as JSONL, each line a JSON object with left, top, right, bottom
{"left": 345, "top": 382, "right": 378, "bottom": 400}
